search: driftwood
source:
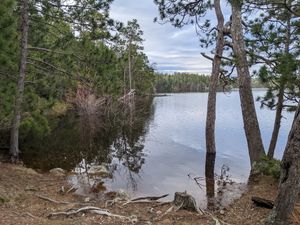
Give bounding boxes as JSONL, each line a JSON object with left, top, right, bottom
{"left": 251, "top": 196, "right": 274, "bottom": 209}
{"left": 131, "top": 194, "right": 168, "bottom": 202}
{"left": 47, "top": 206, "right": 130, "bottom": 220}
{"left": 123, "top": 194, "right": 168, "bottom": 206}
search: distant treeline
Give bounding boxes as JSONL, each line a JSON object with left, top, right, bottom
{"left": 155, "top": 73, "right": 210, "bottom": 93}
{"left": 155, "top": 73, "right": 265, "bottom": 93}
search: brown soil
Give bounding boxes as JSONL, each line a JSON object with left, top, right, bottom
{"left": 0, "top": 162, "right": 278, "bottom": 225}
{"left": 218, "top": 175, "right": 278, "bottom": 225}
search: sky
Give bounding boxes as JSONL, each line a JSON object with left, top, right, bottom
{"left": 110, "top": 0, "right": 217, "bottom": 74}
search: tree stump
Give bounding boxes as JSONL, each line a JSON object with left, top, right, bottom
{"left": 173, "top": 191, "right": 199, "bottom": 212}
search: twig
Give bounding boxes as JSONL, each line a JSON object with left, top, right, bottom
{"left": 66, "top": 187, "right": 77, "bottom": 194}
{"left": 154, "top": 205, "right": 175, "bottom": 221}
{"left": 205, "top": 211, "right": 232, "bottom": 225}
{"left": 12, "top": 211, "right": 39, "bottom": 219}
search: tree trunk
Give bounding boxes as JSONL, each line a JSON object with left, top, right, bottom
{"left": 205, "top": 0, "right": 224, "bottom": 210}
{"left": 205, "top": 0, "right": 224, "bottom": 156}
{"left": 267, "top": 86, "right": 284, "bottom": 159}
{"left": 268, "top": 13, "right": 291, "bottom": 159}
{"left": 230, "top": 1, "right": 265, "bottom": 166}
{"left": 271, "top": 103, "right": 300, "bottom": 225}
{"left": 206, "top": 152, "right": 216, "bottom": 210}
{"left": 128, "top": 42, "right": 132, "bottom": 91}
{"left": 10, "top": 0, "right": 29, "bottom": 160}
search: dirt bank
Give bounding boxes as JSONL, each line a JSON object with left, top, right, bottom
{"left": 0, "top": 163, "right": 277, "bottom": 225}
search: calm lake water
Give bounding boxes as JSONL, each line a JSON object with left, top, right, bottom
{"left": 21, "top": 91, "right": 294, "bottom": 207}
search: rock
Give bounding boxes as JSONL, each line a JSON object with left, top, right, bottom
{"left": 84, "top": 197, "right": 90, "bottom": 202}
{"left": 220, "top": 209, "right": 225, "bottom": 215}
{"left": 156, "top": 210, "right": 162, "bottom": 215}
{"left": 49, "top": 168, "right": 66, "bottom": 176}
{"left": 129, "top": 215, "right": 138, "bottom": 223}
{"left": 87, "top": 165, "right": 110, "bottom": 177}
{"left": 116, "top": 189, "right": 130, "bottom": 200}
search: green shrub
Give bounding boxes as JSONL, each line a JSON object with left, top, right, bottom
{"left": 253, "top": 156, "right": 281, "bottom": 180}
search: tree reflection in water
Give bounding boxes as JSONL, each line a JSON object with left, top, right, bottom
{"left": 20, "top": 97, "right": 154, "bottom": 195}
{"left": 205, "top": 152, "right": 216, "bottom": 210}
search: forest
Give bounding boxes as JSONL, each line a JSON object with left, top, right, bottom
{"left": 155, "top": 72, "right": 265, "bottom": 93}
{"left": 0, "top": 0, "right": 300, "bottom": 225}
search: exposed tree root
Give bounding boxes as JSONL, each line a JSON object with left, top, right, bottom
{"left": 36, "top": 194, "right": 90, "bottom": 205}
{"left": 12, "top": 211, "right": 39, "bottom": 219}
{"left": 47, "top": 206, "right": 132, "bottom": 221}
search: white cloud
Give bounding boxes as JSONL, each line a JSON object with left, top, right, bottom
{"left": 110, "top": 0, "right": 214, "bottom": 74}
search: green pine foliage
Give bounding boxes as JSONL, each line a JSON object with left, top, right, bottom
{"left": 0, "top": 0, "right": 18, "bottom": 129}
{"left": 252, "top": 156, "right": 281, "bottom": 180}
{"left": 0, "top": 0, "right": 155, "bottom": 139}
{"left": 155, "top": 73, "right": 210, "bottom": 93}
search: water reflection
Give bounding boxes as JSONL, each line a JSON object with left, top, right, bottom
{"left": 21, "top": 97, "right": 154, "bottom": 176}
{"left": 17, "top": 91, "right": 293, "bottom": 207}
{"left": 205, "top": 152, "right": 216, "bottom": 210}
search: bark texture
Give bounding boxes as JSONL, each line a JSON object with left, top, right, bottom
{"left": 267, "top": 86, "right": 284, "bottom": 158}
{"left": 205, "top": 1, "right": 224, "bottom": 210}
{"left": 10, "top": 0, "right": 29, "bottom": 159}
{"left": 205, "top": 152, "right": 216, "bottom": 210}
{"left": 205, "top": 0, "right": 224, "bottom": 155}
{"left": 267, "top": 14, "right": 291, "bottom": 159}
{"left": 231, "top": 1, "right": 265, "bottom": 165}
{"left": 271, "top": 103, "right": 300, "bottom": 225}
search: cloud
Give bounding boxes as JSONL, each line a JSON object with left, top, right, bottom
{"left": 110, "top": 0, "right": 214, "bottom": 74}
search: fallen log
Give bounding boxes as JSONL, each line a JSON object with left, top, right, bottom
{"left": 123, "top": 194, "right": 168, "bottom": 205}
{"left": 130, "top": 194, "right": 168, "bottom": 202}
{"left": 251, "top": 196, "right": 274, "bottom": 209}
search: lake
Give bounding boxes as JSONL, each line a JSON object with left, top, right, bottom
{"left": 20, "top": 91, "right": 294, "bottom": 207}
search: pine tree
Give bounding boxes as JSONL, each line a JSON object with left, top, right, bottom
{"left": 0, "top": 0, "right": 18, "bottom": 129}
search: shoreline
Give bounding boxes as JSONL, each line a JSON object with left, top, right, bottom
{"left": 0, "top": 162, "right": 277, "bottom": 225}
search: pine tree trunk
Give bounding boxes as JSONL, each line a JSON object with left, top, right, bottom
{"left": 128, "top": 42, "right": 132, "bottom": 91}
{"left": 205, "top": 0, "right": 224, "bottom": 210}
{"left": 230, "top": 1, "right": 265, "bottom": 166}
{"left": 267, "top": 86, "right": 284, "bottom": 159}
{"left": 271, "top": 103, "right": 300, "bottom": 225}
{"left": 205, "top": 0, "right": 224, "bottom": 156}
{"left": 10, "top": 0, "right": 29, "bottom": 160}
{"left": 268, "top": 13, "right": 291, "bottom": 159}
